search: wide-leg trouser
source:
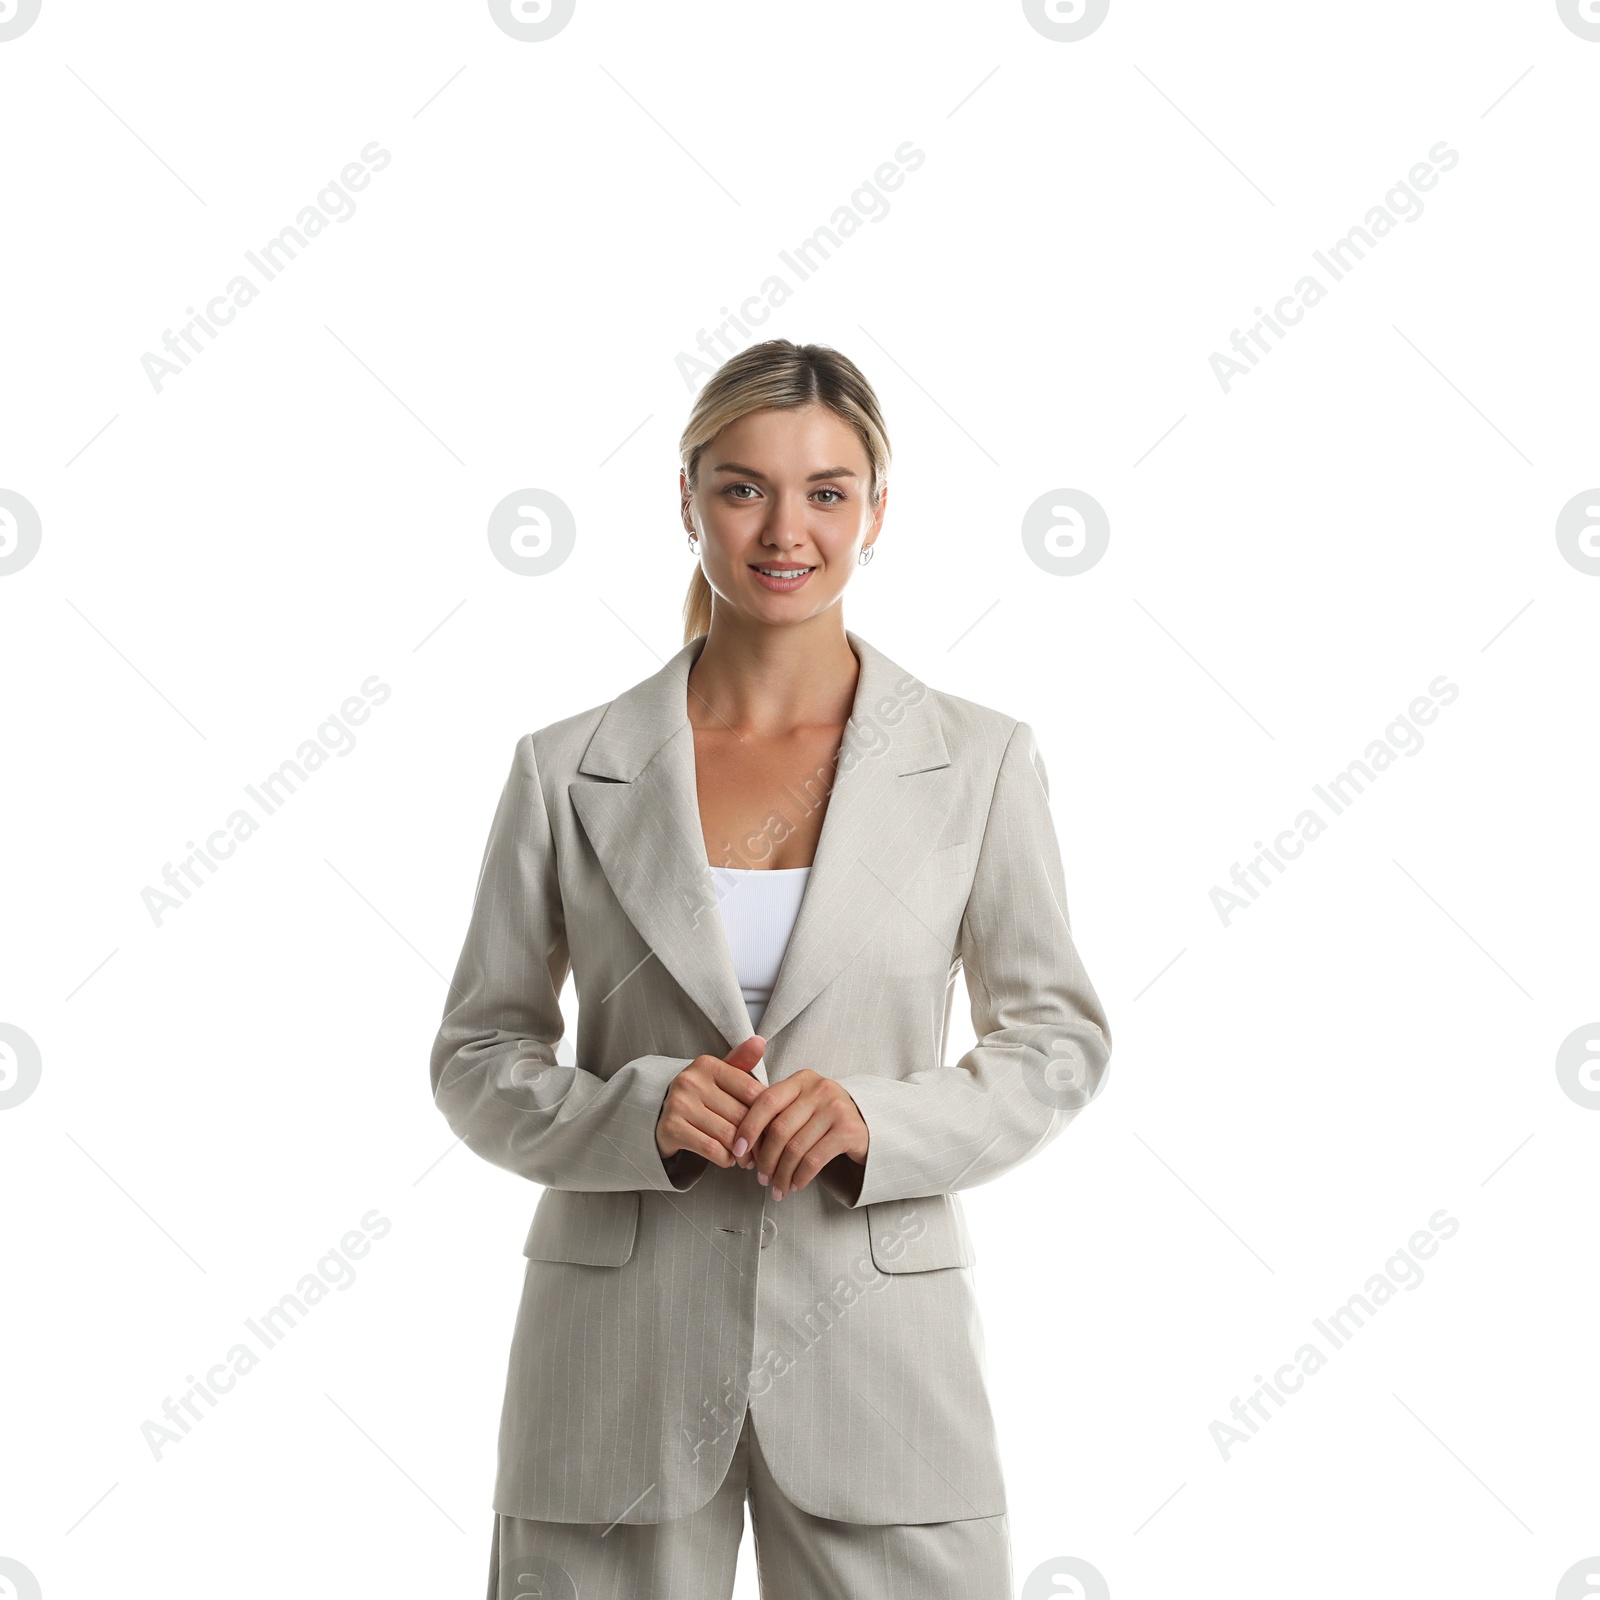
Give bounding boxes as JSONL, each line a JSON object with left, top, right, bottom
{"left": 486, "top": 1408, "right": 1012, "bottom": 1600}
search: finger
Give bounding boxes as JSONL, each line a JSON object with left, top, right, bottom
{"left": 712, "top": 1062, "right": 768, "bottom": 1109}
{"left": 679, "top": 1101, "right": 743, "bottom": 1155}
{"left": 780, "top": 1123, "right": 851, "bottom": 1195}
{"left": 708, "top": 1071, "right": 766, "bottom": 1162}
{"left": 736, "top": 1081, "right": 802, "bottom": 1170}
{"left": 753, "top": 1088, "right": 819, "bottom": 1183}
{"left": 723, "top": 1035, "right": 766, "bottom": 1073}
{"left": 699, "top": 1082, "right": 762, "bottom": 1140}
{"left": 771, "top": 1111, "right": 832, "bottom": 1196}
{"left": 669, "top": 1120, "right": 738, "bottom": 1167}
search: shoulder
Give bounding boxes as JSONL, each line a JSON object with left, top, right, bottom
{"left": 918, "top": 682, "right": 1055, "bottom": 806}
{"left": 519, "top": 641, "right": 695, "bottom": 787}
{"left": 852, "top": 630, "right": 1024, "bottom": 773}
{"left": 925, "top": 685, "right": 1023, "bottom": 766}
{"left": 931, "top": 689, "right": 1053, "bottom": 811}
{"left": 485, "top": 704, "right": 615, "bottom": 828}
{"left": 524, "top": 699, "right": 613, "bottom": 779}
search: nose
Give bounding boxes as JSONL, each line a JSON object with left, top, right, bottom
{"left": 760, "top": 488, "right": 810, "bottom": 550}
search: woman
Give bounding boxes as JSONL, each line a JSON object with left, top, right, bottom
{"left": 430, "top": 339, "right": 1113, "bottom": 1599}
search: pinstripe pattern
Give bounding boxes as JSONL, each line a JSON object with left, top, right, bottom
{"left": 487, "top": 1409, "right": 1011, "bottom": 1598}
{"left": 430, "top": 632, "right": 1112, "bottom": 1528}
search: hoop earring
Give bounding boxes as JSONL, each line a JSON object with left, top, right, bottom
{"left": 687, "top": 533, "right": 699, "bottom": 553}
{"left": 858, "top": 546, "right": 875, "bottom": 565}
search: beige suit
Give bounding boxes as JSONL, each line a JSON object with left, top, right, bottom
{"left": 430, "top": 630, "right": 1112, "bottom": 1534}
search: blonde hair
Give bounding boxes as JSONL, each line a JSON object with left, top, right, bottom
{"left": 679, "top": 339, "right": 891, "bottom": 643}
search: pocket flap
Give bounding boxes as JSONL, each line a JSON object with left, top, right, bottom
{"left": 866, "top": 1192, "right": 974, "bottom": 1273}
{"left": 523, "top": 1189, "right": 640, "bottom": 1267}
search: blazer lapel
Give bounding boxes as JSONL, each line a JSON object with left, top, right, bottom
{"left": 754, "top": 633, "right": 953, "bottom": 1043}
{"left": 569, "top": 640, "right": 755, "bottom": 1052}
{"left": 569, "top": 631, "right": 955, "bottom": 1051}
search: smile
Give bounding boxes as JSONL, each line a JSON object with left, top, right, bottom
{"left": 749, "top": 564, "right": 816, "bottom": 591}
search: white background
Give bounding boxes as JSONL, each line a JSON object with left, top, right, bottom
{"left": 2, "top": 2, "right": 1597, "bottom": 1597}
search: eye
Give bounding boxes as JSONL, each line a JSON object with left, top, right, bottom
{"left": 724, "top": 483, "right": 759, "bottom": 500}
{"left": 813, "top": 487, "right": 845, "bottom": 504}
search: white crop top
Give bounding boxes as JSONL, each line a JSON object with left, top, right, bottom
{"left": 708, "top": 865, "right": 810, "bottom": 1034}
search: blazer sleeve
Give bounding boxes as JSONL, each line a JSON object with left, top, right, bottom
{"left": 821, "top": 719, "right": 1112, "bottom": 1209}
{"left": 429, "top": 734, "right": 700, "bottom": 1194}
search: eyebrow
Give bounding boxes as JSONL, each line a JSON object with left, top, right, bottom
{"left": 710, "top": 462, "right": 859, "bottom": 482}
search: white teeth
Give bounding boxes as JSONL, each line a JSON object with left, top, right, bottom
{"left": 757, "top": 566, "right": 811, "bottom": 577}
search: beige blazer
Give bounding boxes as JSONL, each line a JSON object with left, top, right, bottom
{"left": 429, "top": 630, "right": 1112, "bottom": 1526}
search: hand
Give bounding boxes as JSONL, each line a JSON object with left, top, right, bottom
{"left": 655, "top": 1037, "right": 767, "bottom": 1166}
{"left": 731, "top": 1069, "right": 869, "bottom": 1200}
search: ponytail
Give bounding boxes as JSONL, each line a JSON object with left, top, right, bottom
{"left": 682, "top": 564, "right": 713, "bottom": 643}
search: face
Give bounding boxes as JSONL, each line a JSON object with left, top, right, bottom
{"left": 680, "top": 402, "right": 885, "bottom": 628}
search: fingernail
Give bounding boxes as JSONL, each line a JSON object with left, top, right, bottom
{"left": 774, "top": 1188, "right": 784, "bottom": 1201}
{"left": 733, "top": 1137, "right": 748, "bottom": 1157}
{"left": 757, "top": 1171, "right": 769, "bottom": 1185}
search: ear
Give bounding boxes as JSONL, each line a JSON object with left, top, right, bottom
{"left": 867, "top": 481, "right": 888, "bottom": 539}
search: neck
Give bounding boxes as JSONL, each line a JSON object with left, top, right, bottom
{"left": 686, "top": 606, "right": 859, "bottom": 736}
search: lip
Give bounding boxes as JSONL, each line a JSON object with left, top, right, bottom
{"left": 749, "top": 563, "right": 816, "bottom": 593}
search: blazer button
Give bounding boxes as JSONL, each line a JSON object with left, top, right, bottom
{"left": 759, "top": 1215, "right": 777, "bottom": 1251}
